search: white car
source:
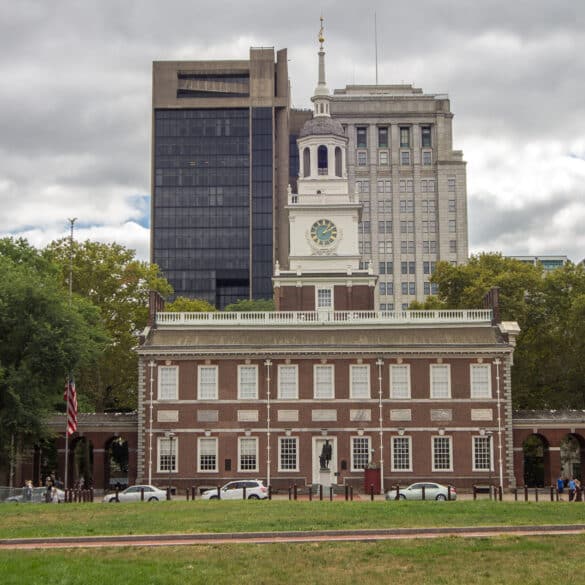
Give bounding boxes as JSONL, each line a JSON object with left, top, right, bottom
{"left": 200, "top": 480, "right": 268, "bottom": 500}
{"left": 102, "top": 484, "right": 167, "bottom": 502}
{"left": 385, "top": 482, "right": 457, "bottom": 501}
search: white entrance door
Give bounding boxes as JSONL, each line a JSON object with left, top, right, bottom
{"left": 312, "top": 437, "right": 337, "bottom": 485}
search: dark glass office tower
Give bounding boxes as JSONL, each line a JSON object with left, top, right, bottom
{"left": 151, "top": 48, "right": 289, "bottom": 308}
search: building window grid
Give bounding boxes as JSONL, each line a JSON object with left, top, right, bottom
{"left": 238, "top": 365, "right": 258, "bottom": 400}
{"left": 158, "top": 437, "right": 178, "bottom": 473}
{"left": 351, "top": 436, "right": 371, "bottom": 471}
{"left": 379, "top": 150, "right": 389, "bottom": 166}
{"left": 422, "top": 150, "right": 432, "bottom": 165}
{"left": 432, "top": 436, "right": 453, "bottom": 471}
{"left": 391, "top": 436, "right": 412, "bottom": 471}
{"left": 390, "top": 364, "right": 411, "bottom": 399}
{"left": 314, "top": 364, "right": 334, "bottom": 399}
{"left": 350, "top": 365, "right": 371, "bottom": 399}
{"left": 198, "top": 437, "right": 218, "bottom": 472}
{"left": 198, "top": 365, "right": 218, "bottom": 400}
{"left": 430, "top": 364, "right": 451, "bottom": 399}
{"left": 238, "top": 437, "right": 258, "bottom": 472}
{"left": 158, "top": 366, "right": 178, "bottom": 400}
{"left": 278, "top": 365, "right": 299, "bottom": 399}
{"left": 470, "top": 364, "right": 492, "bottom": 399}
{"left": 357, "top": 150, "right": 367, "bottom": 166}
{"left": 279, "top": 437, "right": 298, "bottom": 471}
{"left": 473, "top": 436, "right": 492, "bottom": 471}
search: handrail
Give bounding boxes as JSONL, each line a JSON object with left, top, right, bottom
{"left": 155, "top": 309, "right": 493, "bottom": 327}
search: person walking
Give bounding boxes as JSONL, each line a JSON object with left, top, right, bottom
{"left": 568, "top": 477, "right": 576, "bottom": 502}
{"left": 557, "top": 475, "right": 565, "bottom": 500}
{"left": 574, "top": 478, "right": 582, "bottom": 502}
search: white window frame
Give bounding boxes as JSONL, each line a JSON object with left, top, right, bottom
{"left": 422, "top": 149, "right": 432, "bottom": 165}
{"left": 472, "top": 436, "right": 493, "bottom": 472}
{"left": 238, "top": 437, "right": 258, "bottom": 472}
{"left": 390, "top": 364, "right": 411, "bottom": 399}
{"left": 278, "top": 365, "right": 299, "bottom": 400}
{"left": 198, "top": 365, "right": 218, "bottom": 400}
{"left": 157, "top": 365, "right": 178, "bottom": 400}
{"left": 470, "top": 364, "right": 492, "bottom": 399}
{"left": 316, "top": 286, "right": 333, "bottom": 310}
{"left": 400, "top": 150, "right": 410, "bottom": 165}
{"left": 278, "top": 436, "right": 299, "bottom": 472}
{"left": 351, "top": 436, "right": 371, "bottom": 471}
{"left": 430, "top": 364, "right": 451, "bottom": 399}
{"left": 432, "top": 435, "right": 453, "bottom": 472}
{"left": 378, "top": 150, "right": 389, "bottom": 166}
{"left": 157, "top": 436, "right": 178, "bottom": 473}
{"left": 197, "top": 437, "right": 218, "bottom": 473}
{"left": 238, "top": 365, "right": 259, "bottom": 400}
{"left": 391, "top": 436, "right": 413, "bottom": 472}
{"left": 314, "top": 364, "right": 335, "bottom": 399}
{"left": 350, "top": 364, "right": 371, "bottom": 399}
{"left": 357, "top": 150, "right": 367, "bottom": 166}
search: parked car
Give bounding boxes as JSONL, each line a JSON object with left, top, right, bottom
{"left": 200, "top": 480, "right": 268, "bottom": 500}
{"left": 5, "top": 487, "right": 65, "bottom": 503}
{"left": 102, "top": 484, "right": 167, "bottom": 503}
{"left": 385, "top": 482, "right": 456, "bottom": 501}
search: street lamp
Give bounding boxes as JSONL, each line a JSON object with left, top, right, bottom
{"left": 264, "top": 359, "right": 272, "bottom": 489}
{"left": 376, "top": 358, "right": 384, "bottom": 494}
{"left": 148, "top": 360, "right": 156, "bottom": 485}
{"left": 494, "top": 358, "right": 504, "bottom": 490}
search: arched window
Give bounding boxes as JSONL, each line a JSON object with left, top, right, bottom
{"left": 335, "top": 147, "right": 342, "bottom": 177}
{"left": 303, "top": 147, "right": 311, "bottom": 177}
{"left": 318, "top": 145, "right": 328, "bottom": 175}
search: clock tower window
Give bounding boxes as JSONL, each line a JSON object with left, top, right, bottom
{"left": 303, "top": 148, "right": 311, "bottom": 177}
{"left": 335, "top": 147, "right": 342, "bottom": 177}
{"left": 318, "top": 145, "right": 328, "bottom": 175}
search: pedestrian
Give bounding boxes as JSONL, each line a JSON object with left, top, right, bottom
{"left": 568, "top": 477, "right": 576, "bottom": 502}
{"left": 574, "top": 478, "right": 582, "bottom": 502}
{"left": 23, "top": 480, "right": 33, "bottom": 502}
{"left": 557, "top": 475, "right": 564, "bottom": 500}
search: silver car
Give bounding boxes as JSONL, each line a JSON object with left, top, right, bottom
{"left": 385, "top": 482, "right": 456, "bottom": 501}
{"left": 200, "top": 480, "right": 268, "bottom": 500}
{"left": 102, "top": 484, "right": 167, "bottom": 502}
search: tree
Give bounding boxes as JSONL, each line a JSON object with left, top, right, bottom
{"left": 0, "top": 239, "right": 107, "bottom": 475}
{"left": 165, "top": 296, "right": 216, "bottom": 312}
{"left": 45, "top": 239, "right": 172, "bottom": 411}
{"left": 224, "top": 298, "right": 275, "bottom": 312}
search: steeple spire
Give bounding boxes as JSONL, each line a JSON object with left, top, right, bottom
{"left": 312, "top": 16, "right": 331, "bottom": 116}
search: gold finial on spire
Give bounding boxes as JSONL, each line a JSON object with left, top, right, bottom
{"left": 318, "top": 16, "right": 325, "bottom": 49}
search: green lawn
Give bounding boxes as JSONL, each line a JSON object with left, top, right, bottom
{"left": 1, "top": 537, "right": 585, "bottom": 584}
{"left": 1, "top": 500, "right": 585, "bottom": 539}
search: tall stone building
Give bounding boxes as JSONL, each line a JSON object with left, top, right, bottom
{"left": 151, "top": 48, "right": 289, "bottom": 308}
{"left": 329, "top": 85, "right": 469, "bottom": 310}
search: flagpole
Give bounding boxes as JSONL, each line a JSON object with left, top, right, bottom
{"left": 64, "top": 217, "right": 77, "bottom": 491}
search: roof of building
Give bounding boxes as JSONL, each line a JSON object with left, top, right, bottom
{"left": 299, "top": 116, "right": 345, "bottom": 139}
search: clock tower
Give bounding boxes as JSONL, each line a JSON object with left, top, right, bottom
{"left": 274, "top": 19, "right": 377, "bottom": 312}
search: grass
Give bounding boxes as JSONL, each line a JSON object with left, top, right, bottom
{"left": 1, "top": 536, "right": 585, "bottom": 584}
{"left": 1, "top": 500, "right": 585, "bottom": 539}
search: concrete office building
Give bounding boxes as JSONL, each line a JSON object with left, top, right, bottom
{"left": 329, "top": 85, "right": 469, "bottom": 310}
{"left": 151, "top": 48, "right": 289, "bottom": 308}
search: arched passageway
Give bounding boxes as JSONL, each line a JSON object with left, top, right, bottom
{"left": 104, "top": 436, "right": 129, "bottom": 490}
{"left": 523, "top": 434, "right": 549, "bottom": 487}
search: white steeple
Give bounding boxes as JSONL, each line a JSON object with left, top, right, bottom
{"left": 312, "top": 17, "right": 331, "bottom": 117}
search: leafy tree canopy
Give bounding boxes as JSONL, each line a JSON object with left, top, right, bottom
{"left": 45, "top": 239, "right": 172, "bottom": 412}
{"left": 224, "top": 298, "right": 275, "bottom": 312}
{"left": 165, "top": 296, "right": 216, "bottom": 312}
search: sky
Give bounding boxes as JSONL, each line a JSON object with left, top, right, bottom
{"left": 1, "top": 0, "right": 584, "bottom": 262}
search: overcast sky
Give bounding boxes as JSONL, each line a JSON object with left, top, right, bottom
{"left": 1, "top": 0, "right": 584, "bottom": 262}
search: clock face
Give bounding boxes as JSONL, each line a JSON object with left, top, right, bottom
{"left": 310, "top": 219, "right": 338, "bottom": 246}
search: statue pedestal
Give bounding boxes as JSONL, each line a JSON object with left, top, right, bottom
{"left": 318, "top": 468, "right": 332, "bottom": 495}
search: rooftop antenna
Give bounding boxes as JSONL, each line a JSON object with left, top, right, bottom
{"left": 374, "top": 12, "right": 378, "bottom": 84}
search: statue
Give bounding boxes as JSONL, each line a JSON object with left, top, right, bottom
{"left": 319, "top": 439, "right": 332, "bottom": 470}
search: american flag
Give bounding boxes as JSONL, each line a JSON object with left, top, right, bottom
{"left": 64, "top": 378, "right": 78, "bottom": 436}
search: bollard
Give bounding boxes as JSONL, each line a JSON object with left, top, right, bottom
{"left": 535, "top": 487, "right": 539, "bottom": 502}
{"left": 448, "top": 485, "right": 452, "bottom": 501}
{"left": 319, "top": 484, "right": 323, "bottom": 501}
{"left": 345, "top": 485, "right": 349, "bottom": 501}
{"left": 499, "top": 486, "right": 503, "bottom": 501}
{"left": 268, "top": 485, "right": 272, "bottom": 500}
{"left": 192, "top": 486, "right": 196, "bottom": 501}
{"left": 395, "top": 484, "right": 401, "bottom": 501}
{"left": 217, "top": 485, "right": 221, "bottom": 500}
{"left": 370, "top": 484, "right": 374, "bottom": 501}
{"left": 288, "top": 485, "right": 292, "bottom": 500}
{"left": 141, "top": 487, "right": 145, "bottom": 501}
{"left": 294, "top": 484, "right": 298, "bottom": 501}
{"left": 550, "top": 486, "right": 554, "bottom": 502}
{"left": 473, "top": 485, "right": 477, "bottom": 501}
{"left": 524, "top": 485, "right": 528, "bottom": 502}
{"left": 350, "top": 486, "right": 354, "bottom": 501}
{"left": 186, "top": 489, "right": 190, "bottom": 501}
{"left": 115, "top": 487, "right": 120, "bottom": 503}
{"left": 166, "top": 487, "right": 172, "bottom": 501}
{"left": 90, "top": 488, "right": 94, "bottom": 502}
{"left": 329, "top": 486, "right": 333, "bottom": 501}
{"left": 309, "top": 485, "right": 313, "bottom": 501}
{"left": 514, "top": 487, "right": 518, "bottom": 501}
{"left": 243, "top": 486, "right": 247, "bottom": 500}
{"left": 421, "top": 485, "right": 426, "bottom": 501}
